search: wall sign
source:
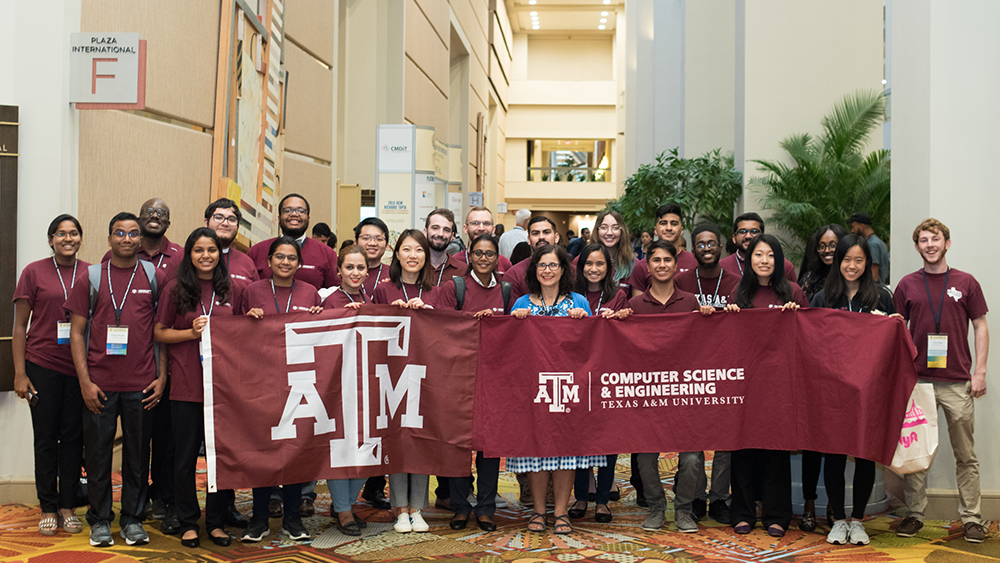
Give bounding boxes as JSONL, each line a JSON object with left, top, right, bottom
{"left": 69, "top": 33, "right": 141, "bottom": 104}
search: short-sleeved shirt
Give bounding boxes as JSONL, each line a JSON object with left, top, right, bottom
{"left": 13, "top": 258, "right": 91, "bottom": 375}
{"left": 435, "top": 274, "right": 508, "bottom": 314}
{"left": 246, "top": 236, "right": 340, "bottom": 289}
{"left": 452, "top": 249, "right": 512, "bottom": 275}
{"left": 430, "top": 254, "right": 467, "bottom": 288}
{"left": 585, "top": 288, "right": 630, "bottom": 314}
{"left": 502, "top": 258, "right": 532, "bottom": 301}
{"left": 360, "top": 262, "right": 391, "bottom": 299}
{"left": 511, "top": 292, "right": 592, "bottom": 316}
{"left": 498, "top": 227, "right": 528, "bottom": 258}
{"left": 322, "top": 287, "right": 368, "bottom": 309}
{"left": 64, "top": 261, "right": 166, "bottom": 392}
{"left": 730, "top": 282, "right": 809, "bottom": 310}
{"left": 893, "top": 268, "right": 988, "bottom": 382}
{"left": 810, "top": 286, "right": 895, "bottom": 315}
{"left": 156, "top": 278, "right": 240, "bottom": 402}
{"left": 238, "top": 279, "right": 321, "bottom": 315}
{"left": 103, "top": 236, "right": 183, "bottom": 280}
{"left": 868, "top": 234, "right": 890, "bottom": 285}
{"left": 223, "top": 247, "right": 259, "bottom": 288}
{"left": 675, "top": 268, "right": 742, "bottom": 309}
{"left": 720, "top": 252, "right": 798, "bottom": 284}
{"left": 627, "top": 288, "right": 700, "bottom": 315}
{"left": 627, "top": 250, "right": 699, "bottom": 295}
{"left": 371, "top": 281, "right": 438, "bottom": 306}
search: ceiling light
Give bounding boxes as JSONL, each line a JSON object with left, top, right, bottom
{"left": 600, "top": 18, "right": 607, "bottom": 23}
{"left": 598, "top": 24, "right": 605, "bottom": 29}
{"left": 530, "top": 11, "right": 537, "bottom": 15}
{"left": 533, "top": 24, "right": 539, "bottom": 29}
{"left": 601, "top": 11, "right": 608, "bottom": 16}
{"left": 603, "top": 0, "right": 610, "bottom": 4}
{"left": 532, "top": 15, "right": 538, "bottom": 19}
{"left": 529, "top": 0, "right": 536, "bottom": 4}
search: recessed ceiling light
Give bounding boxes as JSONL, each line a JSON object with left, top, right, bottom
{"left": 601, "top": 11, "right": 609, "bottom": 16}
{"left": 603, "top": 0, "right": 610, "bottom": 4}
{"left": 598, "top": 24, "right": 605, "bottom": 29}
{"left": 600, "top": 18, "right": 607, "bottom": 23}
{"left": 528, "top": 0, "right": 536, "bottom": 4}
{"left": 533, "top": 25, "right": 540, "bottom": 29}
{"left": 530, "top": 11, "right": 537, "bottom": 15}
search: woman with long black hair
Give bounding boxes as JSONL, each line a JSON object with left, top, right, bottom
{"left": 810, "top": 234, "right": 896, "bottom": 546}
{"left": 154, "top": 228, "right": 240, "bottom": 548}
{"left": 724, "top": 234, "right": 808, "bottom": 538}
{"left": 12, "top": 214, "right": 88, "bottom": 536}
{"left": 798, "top": 224, "right": 848, "bottom": 303}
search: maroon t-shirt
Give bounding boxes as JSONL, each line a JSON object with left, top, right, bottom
{"left": 627, "top": 287, "right": 700, "bottom": 315}
{"left": 453, "top": 249, "right": 512, "bottom": 275}
{"left": 720, "top": 252, "right": 797, "bottom": 284}
{"left": 238, "top": 279, "right": 321, "bottom": 315}
{"left": 430, "top": 254, "right": 467, "bottom": 288}
{"left": 729, "top": 282, "right": 809, "bottom": 310}
{"left": 502, "top": 258, "right": 531, "bottom": 300}
{"left": 372, "top": 281, "right": 438, "bottom": 306}
{"left": 434, "top": 275, "right": 507, "bottom": 314}
{"left": 893, "top": 268, "right": 989, "bottom": 382}
{"left": 103, "top": 236, "right": 183, "bottom": 280}
{"left": 627, "top": 250, "right": 698, "bottom": 295}
{"left": 64, "top": 261, "right": 167, "bottom": 392}
{"left": 223, "top": 247, "right": 259, "bottom": 288}
{"left": 246, "top": 236, "right": 340, "bottom": 289}
{"left": 13, "top": 258, "right": 91, "bottom": 375}
{"left": 361, "top": 262, "right": 391, "bottom": 300}
{"left": 675, "top": 268, "right": 742, "bottom": 309}
{"left": 322, "top": 287, "right": 368, "bottom": 309}
{"left": 586, "top": 288, "right": 630, "bottom": 314}
{"left": 156, "top": 278, "right": 240, "bottom": 402}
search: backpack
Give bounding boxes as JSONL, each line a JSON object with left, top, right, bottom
{"left": 453, "top": 276, "right": 512, "bottom": 314}
{"left": 86, "top": 260, "right": 160, "bottom": 362}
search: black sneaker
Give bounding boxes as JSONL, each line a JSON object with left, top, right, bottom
{"left": 708, "top": 500, "right": 731, "bottom": 524}
{"left": 692, "top": 498, "right": 707, "bottom": 521}
{"left": 895, "top": 516, "right": 923, "bottom": 537}
{"left": 160, "top": 508, "right": 181, "bottom": 535}
{"left": 361, "top": 489, "right": 391, "bottom": 510}
{"left": 241, "top": 519, "right": 270, "bottom": 542}
{"left": 282, "top": 518, "right": 310, "bottom": 541}
{"left": 150, "top": 498, "right": 168, "bottom": 520}
{"left": 225, "top": 505, "right": 250, "bottom": 528}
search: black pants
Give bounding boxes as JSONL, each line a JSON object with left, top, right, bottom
{"left": 252, "top": 483, "right": 304, "bottom": 524}
{"left": 83, "top": 390, "right": 152, "bottom": 526}
{"left": 435, "top": 476, "right": 450, "bottom": 500}
{"left": 630, "top": 453, "right": 644, "bottom": 500}
{"left": 172, "top": 400, "right": 231, "bottom": 534}
{"left": 575, "top": 454, "right": 618, "bottom": 505}
{"left": 801, "top": 450, "right": 823, "bottom": 501}
{"left": 824, "top": 454, "right": 876, "bottom": 520}
{"left": 450, "top": 453, "right": 499, "bottom": 517}
{"left": 362, "top": 475, "right": 386, "bottom": 498}
{"left": 148, "top": 390, "right": 175, "bottom": 506}
{"left": 25, "top": 361, "right": 84, "bottom": 513}
{"left": 730, "top": 449, "right": 791, "bottom": 530}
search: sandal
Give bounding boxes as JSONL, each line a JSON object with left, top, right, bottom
{"left": 799, "top": 510, "right": 816, "bottom": 532}
{"left": 58, "top": 513, "right": 83, "bottom": 534}
{"left": 337, "top": 518, "right": 363, "bottom": 537}
{"left": 39, "top": 515, "right": 58, "bottom": 536}
{"left": 553, "top": 514, "right": 573, "bottom": 535}
{"left": 527, "top": 512, "right": 547, "bottom": 532}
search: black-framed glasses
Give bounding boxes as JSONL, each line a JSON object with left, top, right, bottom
{"left": 140, "top": 207, "right": 168, "bottom": 218}
{"left": 695, "top": 241, "right": 718, "bottom": 250}
{"left": 537, "top": 262, "right": 561, "bottom": 271}
{"left": 471, "top": 250, "right": 497, "bottom": 259}
{"left": 280, "top": 207, "right": 308, "bottom": 216}
{"left": 113, "top": 230, "right": 140, "bottom": 239}
{"left": 817, "top": 242, "right": 838, "bottom": 252}
{"left": 736, "top": 228, "right": 761, "bottom": 236}
{"left": 211, "top": 213, "right": 239, "bottom": 225}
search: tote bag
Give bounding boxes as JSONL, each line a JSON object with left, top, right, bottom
{"left": 888, "top": 382, "right": 938, "bottom": 475}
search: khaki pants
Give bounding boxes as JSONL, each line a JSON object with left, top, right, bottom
{"left": 903, "top": 379, "right": 981, "bottom": 524}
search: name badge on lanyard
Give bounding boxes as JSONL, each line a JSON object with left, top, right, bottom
{"left": 57, "top": 322, "right": 71, "bottom": 345}
{"left": 927, "top": 333, "right": 948, "bottom": 368}
{"left": 107, "top": 326, "right": 129, "bottom": 356}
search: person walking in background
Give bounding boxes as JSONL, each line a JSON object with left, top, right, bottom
{"left": 499, "top": 209, "right": 530, "bottom": 258}
{"left": 849, "top": 213, "right": 890, "bottom": 285}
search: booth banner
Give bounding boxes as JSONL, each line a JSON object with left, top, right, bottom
{"left": 474, "top": 308, "right": 918, "bottom": 465}
{"left": 203, "top": 306, "right": 478, "bottom": 491}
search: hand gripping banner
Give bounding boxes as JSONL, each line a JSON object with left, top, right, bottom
{"left": 473, "top": 308, "right": 919, "bottom": 465}
{"left": 203, "top": 306, "right": 477, "bottom": 491}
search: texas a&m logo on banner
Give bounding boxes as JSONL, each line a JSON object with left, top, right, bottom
{"left": 534, "top": 372, "right": 580, "bottom": 413}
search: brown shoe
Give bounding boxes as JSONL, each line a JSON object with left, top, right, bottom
{"left": 895, "top": 516, "right": 923, "bottom": 537}
{"left": 964, "top": 522, "right": 987, "bottom": 543}
{"left": 268, "top": 498, "right": 283, "bottom": 519}
{"left": 298, "top": 498, "right": 314, "bottom": 518}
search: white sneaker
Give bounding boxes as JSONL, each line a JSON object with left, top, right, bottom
{"left": 394, "top": 513, "right": 412, "bottom": 533}
{"left": 410, "top": 510, "right": 429, "bottom": 532}
{"left": 848, "top": 520, "right": 870, "bottom": 545}
{"left": 827, "top": 520, "right": 850, "bottom": 545}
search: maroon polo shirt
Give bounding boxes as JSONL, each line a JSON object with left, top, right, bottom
{"left": 894, "top": 268, "right": 989, "bottom": 382}
{"left": 246, "top": 236, "right": 340, "bottom": 289}
{"left": 223, "top": 247, "right": 259, "bottom": 288}
{"left": 103, "top": 236, "right": 183, "bottom": 280}
{"left": 431, "top": 253, "right": 467, "bottom": 288}
{"left": 13, "top": 258, "right": 91, "bottom": 375}
{"left": 64, "top": 261, "right": 167, "bottom": 392}
{"left": 372, "top": 281, "right": 438, "bottom": 305}
{"left": 238, "top": 279, "right": 321, "bottom": 315}
{"left": 719, "top": 252, "right": 797, "bottom": 284}
{"left": 627, "top": 250, "right": 698, "bottom": 295}
{"left": 627, "top": 287, "right": 700, "bottom": 315}
{"left": 586, "top": 288, "right": 630, "bottom": 314}
{"left": 675, "top": 268, "right": 742, "bottom": 309}
{"left": 360, "top": 262, "right": 391, "bottom": 300}
{"left": 434, "top": 274, "right": 508, "bottom": 314}
{"left": 156, "top": 278, "right": 240, "bottom": 402}
{"left": 322, "top": 287, "right": 369, "bottom": 309}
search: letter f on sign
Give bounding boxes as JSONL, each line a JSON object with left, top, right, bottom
{"left": 92, "top": 58, "right": 117, "bottom": 93}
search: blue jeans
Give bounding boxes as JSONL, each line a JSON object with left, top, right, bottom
{"left": 329, "top": 478, "right": 367, "bottom": 514}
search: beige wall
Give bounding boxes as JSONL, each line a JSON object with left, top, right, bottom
{"left": 685, "top": 0, "right": 735, "bottom": 156}
{"left": 526, "top": 37, "right": 613, "bottom": 81}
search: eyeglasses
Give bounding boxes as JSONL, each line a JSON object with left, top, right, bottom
{"left": 280, "top": 207, "right": 308, "bottom": 216}
{"left": 467, "top": 221, "right": 493, "bottom": 228}
{"left": 736, "top": 228, "right": 762, "bottom": 236}
{"left": 817, "top": 243, "right": 838, "bottom": 252}
{"left": 695, "top": 241, "right": 718, "bottom": 250}
{"left": 358, "top": 235, "right": 386, "bottom": 243}
{"left": 211, "top": 213, "right": 239, "bottom": 225}
{"left": 598, "top": 225, "right": 621, "bottom": 233}
{"left": 471, "top": 249, "right": 497, "bottom": 259}
{"left": 53, "top": 230, "right": 80, "bottom": 239}
{"left": 113, "top": 230, "right": 140, "bottom": 239}
{"left": 537, "top": 262, "right": 561, "bottom": 271}
{"left": 140, "top": 207, "right": 168, "bottom": 218}
{"left": 271, "top": 253, "right": 298, "bottom": 262}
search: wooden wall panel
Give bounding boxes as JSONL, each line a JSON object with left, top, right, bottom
{"left": 284, "top": 41, "right": 333, "bottom": 162}
{"left": 405, "top": 0, "right": 448, "bottom": 95}
{"left": 281, "top": 156, "right": 333, "bottom": 230}
{"left": 81, "top": 0, "right": 220, "bottom": 128}
{"left": 77, "top": 111, "right": 213, "bottom": 265}
{"left": 404, "top": 58, "right": 448, "bottom": 137}
{"left": 284, "top": 0, "right": 335, "bottom": 66}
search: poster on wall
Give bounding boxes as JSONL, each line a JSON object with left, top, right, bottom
{"left": 378, "top": 173, "right": 413, "bottom": 247}
{"left": 378, "top": 126, "right": 414, "bottom": 173}
{"left": 448, "top": 192, "right": 463, "bottom": 218}
{"left": 415, "top": 174, "right": 437, "bottom": 226}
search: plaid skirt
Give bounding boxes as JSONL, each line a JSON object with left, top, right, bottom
{"left": 506, "top": 455, "right": 608, "bottom": 473}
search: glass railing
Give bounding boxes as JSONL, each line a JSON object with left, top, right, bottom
{"left": 527, "top": 166, "right": 610, "bottom": 182}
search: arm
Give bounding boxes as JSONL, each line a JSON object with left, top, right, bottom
{"left": 153, "top": 318, "right": 205, "bottom": 344}
{"left": 971, "top": 315, "right": 989, "bottom": 398}
{"left": 871, "top": 263, "right": 881, "bottom": 282}
{"left": 70, "top": 313, "right": 104, "bottom": 414}
{"left": 143, "top": 342, "right": 168, "bottom": 409}
{"left": 12, "top": 300, "right": 35, "bottom": 399}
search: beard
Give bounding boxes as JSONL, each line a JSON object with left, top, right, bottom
{"left": 428, "top": 237, "right": 451, "bottom": 252}
{"left": 697, "top": 255, "right": 720, "bottom": 268}
{"left": 281, "top": 224, "right": 307, "bottom": 239}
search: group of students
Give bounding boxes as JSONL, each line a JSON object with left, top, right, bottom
{"left": 11, "top": 193, "right": 989, "bottom": 547}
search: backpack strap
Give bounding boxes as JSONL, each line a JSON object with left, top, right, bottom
{"left": 501, "top": 281, "right": 512, "bottom": 314}
{"left": 453, "top": 276, "right": 466, "bottom": 311}
{"left": 138, "top": 260, "right": 159, "bottom": 311}
{"left": 85, "top": 264, "right": 103, "bottom": 345}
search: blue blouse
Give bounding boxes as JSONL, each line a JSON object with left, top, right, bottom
{"left": 511, "top": 292, "right": 592, "bottom": 316}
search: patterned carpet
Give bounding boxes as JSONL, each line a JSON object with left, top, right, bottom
{"left": 1, "top": 454, "right": 996, "bottom": 563}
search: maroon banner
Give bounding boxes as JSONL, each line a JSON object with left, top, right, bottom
{"left": 203, "top": 306, "right": 477, "bottom": 491}
{"left": 473, "top": 308, "right": 918, "bottom": 465}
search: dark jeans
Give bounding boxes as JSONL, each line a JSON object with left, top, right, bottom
{"left": 252, "top": 483, "right": 304, "bottom": 524}
{"left": 450, "top": 453, "right": 499, "bottom": 517}
{"left": 25, "top": 361, "right": 84, "bottom": 513}
{"left": 731, "top": 449, "right": 791, "bottom": 530}
{"left": 824, "top": 454, "right": 876, "bottom": 520}
{"left": 172, "top": 400, "right": 231, "bottom": 534}
{"left": 630, "top": 453, "right": 644, "bottom": 500}
{"left": 148, "top": 390, "right": 175, "bottom": 506}
{"left": 83, "top": 390, "right": 152, "bottom": 526}
{"left": 801, "top": 450, "right": 823, "bottom": 501}
{"left": 574, "top": 454, "right": 618, "bottom": 505}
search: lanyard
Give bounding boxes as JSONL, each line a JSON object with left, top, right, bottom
{"left": 402, "top": 283, "right": 423, "bottom": 301}
{"left": 922, "top": 267, "right": 950, "bottom": 334}
{"left": 52, "top": 256, "right": 78, "bottom": 301}
{"left": 108, "top": 261, "right": 139, "bottom": 326}
{"left": 736, "top": 253, "right": 744, "bottom": 276}
{"left": 595, "top": 289, "right": 605, "bottom": 311}
{"left": 199, "top": 290, "right": 217, "bottom": 317}
{"left": 343, "top": 286, "right": 366, "bottom": 304}
{"left": 696, "top": 269, "right": 723, "bottom": 307}
{"left": 436, "top": 261, "right": 447, "bottom": 287}
{"left": 271, "top": 279, "right": 296, "bottom": 313}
